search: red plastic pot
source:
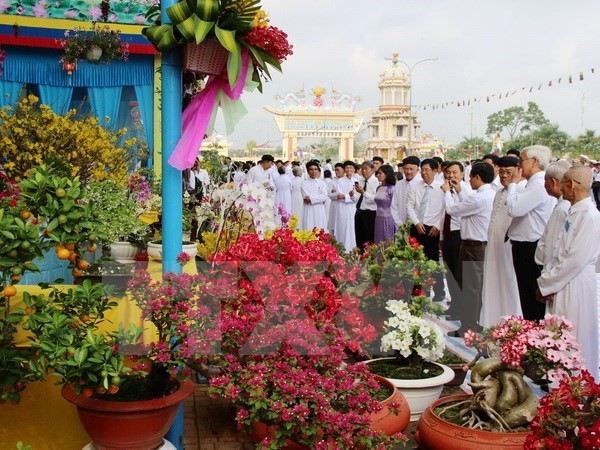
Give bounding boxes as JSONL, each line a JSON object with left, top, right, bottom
{"left": 415, "top": 394, "right": 531, "bottom": 450}
{"left": 62, "top": 380, "right": 195, "bottom": 450}
{"left": 250, "top": 375, "right": 410, "bottom": 448}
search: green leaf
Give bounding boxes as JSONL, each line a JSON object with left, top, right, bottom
{"left": 226, "top": 45, "right": 242, "bottom": 88}
{"left": 215, "top": 26, "right": 238, "bottom": 53}
{"left": 193, "top": 0, "right": 219, "bottom": 21}
{"left": 166, "top": 0, "right": 193, "bottom": 24}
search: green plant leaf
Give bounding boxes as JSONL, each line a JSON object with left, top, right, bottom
{"left": 215, "top": 26, "right": 238, "bottom": 53}
{"left": 227, "top": 45, "right": 242, "bottom": 88}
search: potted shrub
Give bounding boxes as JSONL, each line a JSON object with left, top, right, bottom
{"left": 129, "top": 228, "right": 411, "bottom": 448}
{"left": 415, "top": 314, "right": 588, "bottom": 449}
{"left": 13, "top": 276, "right": 195, "bottom": 449}
{"left": 524, "top": 370, "right": 599, "bottom": 449}
{"left": 82, "top": 179, "right": 151, "bottom": 263}
{"left": 364, "top": 298, "right": 455, "bottom": 421}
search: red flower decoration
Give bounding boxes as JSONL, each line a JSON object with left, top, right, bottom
{"left": 243, "top": 26, "right": 293, "bottom": 63}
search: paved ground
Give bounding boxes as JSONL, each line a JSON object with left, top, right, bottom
{"left": 182, "top": 383, "right": 464, "bottom": 450}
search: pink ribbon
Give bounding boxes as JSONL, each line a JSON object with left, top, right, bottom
{"left": 168, "top": 48, "right": 251, "bottom": 170}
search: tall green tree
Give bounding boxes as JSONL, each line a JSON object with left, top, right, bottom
{"left": 486, "top": 102, "right": 549, "bottom": 141}
{"left": 452, "top": 136, "right": 493, "bottom": 160}
{"left": 569, "top": 129, "right": 600, "bottom": 159}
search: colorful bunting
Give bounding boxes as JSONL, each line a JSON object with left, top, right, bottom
{"left": 412, "top": 66, "right": 596, "bottom": 111}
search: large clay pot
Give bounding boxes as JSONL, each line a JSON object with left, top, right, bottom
{"left": 249, "top": 375, "right": 410, "bottom": 448}
{"left": 366, "top": 357, "right": 455, "bottom": 421}
{"left": 62, "top": 380, "right": 195, "bottom": 450}
{"left": 415, "top": 394, "right": 531, "bottom": 450}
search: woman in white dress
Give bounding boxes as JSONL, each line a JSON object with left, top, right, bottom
{"left": 323, "top": 168, "right": 335, "bottom": 232}
{"left": 334, "top": 161, "right": 358, "bottom": 252}
{"left": 274, "top": 166, "right": 292, "bottom": 217}
{"left": 290, "top": 167, "right": 304, "bottom": 225}
{"left": 327, "top": 164, "right": 345, "bottom": 235}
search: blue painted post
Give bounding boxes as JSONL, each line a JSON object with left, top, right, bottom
{"left": 161, "top": 0, "right": 184, "bottom": 448}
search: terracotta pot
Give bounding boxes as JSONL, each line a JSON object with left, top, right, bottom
{"left": 62, "top": 380, "right": 195, "bottom": 450}
{"left": 415, "top": 394, "right": 531, "bottom": 450}
{"left": 249, "top": 375, "right": 410, "bottom": 448}
{"left": 365, "top": 358, "right": 455, "bottom": 421}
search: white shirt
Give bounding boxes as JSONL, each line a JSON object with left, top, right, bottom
{"left": 407, "top": 179, "right": 445, "bottom": 230}
{"left": 390, "top": 174, "right": 422, "bottom": 226}
{"left": 506, "top": 171, "right": 556, "bottom": 241}
{"left": 444, "top": 184, "right": 495, "bottom": 242}
{"left": 535, "top": 197, "right": 571, "bottom": 267}
{"left": 247, "top": 165, "right": 275, "bottom": 190}
{"left": 357, "top": 174, "right": 379, "bottom": 212}
{"left": 447, "top": 181, "right": 473, "bottom": 232}
{"left": 491, "top": 175, "right": 502, "bottom": 192}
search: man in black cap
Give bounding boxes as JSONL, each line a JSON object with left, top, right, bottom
{"left": 247, "top": 154, "right": 275, "bottom": 189}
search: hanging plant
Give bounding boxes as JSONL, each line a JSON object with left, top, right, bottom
{"left": 58, "top": 23, "right": 130, "bottom": 68}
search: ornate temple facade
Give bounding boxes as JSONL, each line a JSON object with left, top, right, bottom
{"left": 367, "top": 54, "right": 444, "bottom": 162}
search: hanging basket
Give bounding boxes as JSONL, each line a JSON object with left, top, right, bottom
{"left": 183, "top": 38, "right": 229, "bottom": 75}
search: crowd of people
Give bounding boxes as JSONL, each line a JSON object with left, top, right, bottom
{"left": 184, "top": 147, "right": 600, "bottom": 381}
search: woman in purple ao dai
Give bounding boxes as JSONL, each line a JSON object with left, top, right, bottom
{"left": 374, "top": 164, "right": 397, "bottom": 243}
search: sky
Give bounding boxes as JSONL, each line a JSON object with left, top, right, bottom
{"left": 214, "top": 0, "right": 600, "bottom": 151}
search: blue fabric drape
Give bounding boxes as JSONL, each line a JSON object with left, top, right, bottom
{"left": 3, "top": 46, "right": 153, "bottom": 88}
{"left": 134, "top": 84, "right": 154, "bottom": 169}
{"left": 88, "top": 86, "right": 123, "bottom": 130}
{"left": 38, "top": 85, "right": 74, "bottom": 115}
{"left": 0, "top": 80, "right": 23, "bottom": 109}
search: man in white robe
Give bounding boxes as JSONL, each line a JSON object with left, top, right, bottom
{"left": 327, "top": 164, "right": 345, "bottom": 235}
{"left": 247, "top": 154, "right": 276, "bottom": 190}
{"left": 537, "top": 166, "right": 600, "bottom": 381}
{"left": 535, "top": 160, "right": 572, "bottom": 269}
{"left": 300, "top": 161, "right": 328, "bottom": 231}
{"left": 480, "top": 157, "right": 522, "bottom": 327}
{"left": 334, "top": 161, "right": 358, "bottom": 252}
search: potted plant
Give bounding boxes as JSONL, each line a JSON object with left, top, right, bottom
{"left": 524, "top": 370, "right": 599, "bottom": 449}
{"left": 364, "top": 298, "right": 455, "bottom": 421}
{"left": 435, "top": 347, "right": 469, "bottom": 387}
{"left": 13, "top": 280, "right": 194, "bottom": 449}
{"left": 129, "top": 228, "right": 411, "bottom": 448}
{"left": 415, "top": 314, "right": 588, "bottom": 449}
{"left": 59, "top": 23, "right": 129, "bottom": 69}
{"left": 82, "top": 179, "right": 151, "bottom": 263}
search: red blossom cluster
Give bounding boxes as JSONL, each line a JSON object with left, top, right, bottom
{"left": 243, "top": 25, "right": 293, "bottom": 63}
{"left": 0, "top": 172, "right": 19, "bottom": 207}
{"left": 524, "top": 370, "right": 600, "bottom": 450}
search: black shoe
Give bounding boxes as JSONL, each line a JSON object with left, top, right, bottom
{"left": 447, "top": 330, "right": 462, "bottom": 338}
{"left": 432, "top": 296, "right": 445, "bottom": 303}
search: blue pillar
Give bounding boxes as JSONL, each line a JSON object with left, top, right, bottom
{"left": 161, "top": 1, "right": 184, "bottom": 448}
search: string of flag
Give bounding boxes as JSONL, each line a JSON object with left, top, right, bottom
{"left": 413, "top": 66, "right": 597, "bottom": 111}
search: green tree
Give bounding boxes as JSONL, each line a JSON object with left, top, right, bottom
{"left": 245, "top": 139, "right": 257, "bottom": 153}
{"left": 568, "top": 129, "right": 600, "bottom": 159}
{"left": 453, "top": 136, "right": 493, "bottom": 160}
{"left": 509, "top": 123, "right": 571, "bottom": 156}
{"left": 486, "top": 102, "right": 549, "bottom": 141}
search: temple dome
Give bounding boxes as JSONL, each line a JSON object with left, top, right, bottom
{"left": 380, "top": 53, "right": 409, "bottom": 82}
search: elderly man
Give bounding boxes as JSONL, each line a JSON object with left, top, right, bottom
{"left": 535, "top": 160, "right": 572, "bottom": 269}
{"left": 506, "top": 145, "right": 556, "bottom": 321}
{"left": 480, "top": 157, "right": 523, "bottom": 328}
{"left": 537, "top": 166, "right": 600, "bottom": 381}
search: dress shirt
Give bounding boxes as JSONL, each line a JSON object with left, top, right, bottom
{"left": 407, "top": 179, "right": 445, "bottom": 230}
{"left": 247, "top": 165, "right": 275, "bottom": 190}
{"left": 390, "top": 174, "right": 422, "bottom": 226}
{"left": 358, "top": 174, "right": 379, "bottom": 211}
{"left": 506, "top": 171, "right": 556, "bottom": 241}
{"left": 444, "top": 183, "right": 495, "bottom": 242}
{"left": 491, "top": 175, "right": 502, "bottom": 192}
{"left": 447, "top": 181, "right": 472, "bottom": 231}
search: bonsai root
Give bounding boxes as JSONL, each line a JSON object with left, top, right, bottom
{"left": 438, "top": 357, "right": 538, "bottom": 432}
